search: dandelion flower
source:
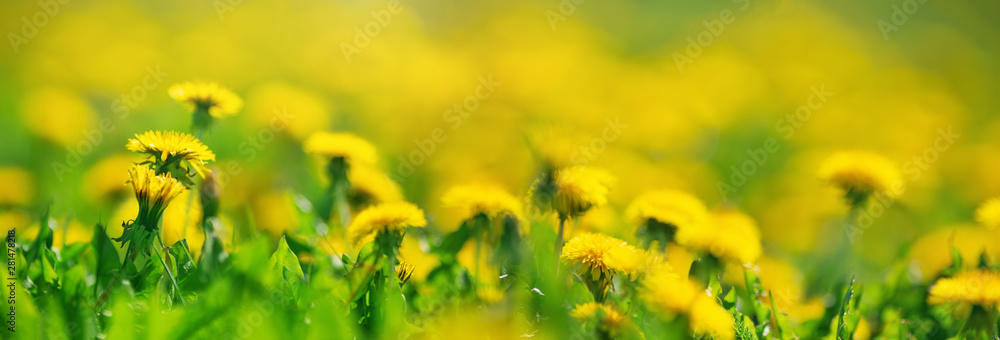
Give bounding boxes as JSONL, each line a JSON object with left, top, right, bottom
{"left": 561, "top": 232, "right": 643, "bottom": 281}
{"left": 974, "top": 198, "right": 1000, "bottom": 230}
{"left": 348, "top": 164, "right": 404, "bottom": 209}
{"left": 530, "top": 166, "right": 615, "bottom": 220}
{"left": 688, "top": 295, "right": 735, "bottom": 340}
{"left": 348, "top": 202, "right": 426, "bottom": 246}
{"left": 627, "top": 189, "right": 708, "bottom": 247}
{"left": 442, "top": 183, "right": 523, "bottom": 222}
{"left": 571, "top": 302, "right": 634, "bottom": 336}
{"left": 927, "top": 269, "right": 1000, "bottom": 307}
{"left": 82, "top": 154, "right": 137, "bottom": 201}
{"left": 679, "top": 210, "right": 762, "bottom": 264}
{"left": 126, "top": 131, "right": 216, "bottom": 179}
{"left": 168, "top": 81, "right": 243, "bottom": 118}
{"left": 0, "top": 167, "right": 34, "bottom": 206}
{"left": 819, "top": 151, "right": 902, "bottom": 204}
{"left": 641, "top": 270, "right": 734, "bottom": 340}
{"left": 126, "top": 164, "right": 188, "bottom": 220}
{"left": 303, "top": 131, "right": 378, "bottom": 166}
{"left": 395, "top": 261, "right": 415, "bottom": 284}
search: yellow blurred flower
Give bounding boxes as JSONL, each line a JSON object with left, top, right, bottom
{"left": 168, "top": 81, "right": 243, "bottom": 118}
{"left": 927, "top": 269, "right": 1000, "bottom": 307}
{"left": 20, "top": 88, "right": 96, "bottom": 147}
{"left": 244, "top": 82, "right": 331, "bottom": 141}
{"left": 0, "top": 210, "right": 32, "bottom": 233}
{"left": 0, "top": 167, "right": 34, "bottom": 206}
{"left": 909, "top": 225, "right": 1000, "bottom": 281}
{"left": 679, "top": 210, "right": 762, "bottom": 264}
{"left": 818, "top": 151, "right": 902, "bottom": 203}
{"left": 477, "top": 285, "right": 505, "bottom": 305}
{"left": 250, "top": 191, "right": 301, "bottom": 237}
{"left": 974, "top": 197, "right": 1000, "bottom": 230}
{"left": 531, "top": 166, "right": 615, "bottom": 220}
{"left": 348, "top": 202, "right": 426, "bottom": 246}
{"left": 626, "top": 189, "right": 709, "bottom": 247}
{"left": 854, "top": 318, "right": 871, "bottom": 340}
{"left": 348, "top": 164, "right": 404, "bottom": 209}
{"left": 570, "top": 302, "right": 634, "bottom": 336}
{"left": 442, "top": 183, "right": 522, "bottom": 222}
{"left": 398, "top": 235, "right": 439, "bottom": 283}
{"left": 561, "top": 232, "right": 643, "bottom": 281}
{"left": 82, "top": 154, "right": 138, "bottom": 201}
{"left": 126, "top": 131, "right": 216, "bottom": 178}
{"left": 688, "top": 295, "right": 735, "bottom": 340}
{"left": 303, "top": 131, "right": 378, "bottom": 165}
{"left": 641, "top": 269, "right": 733, "bottom": 340}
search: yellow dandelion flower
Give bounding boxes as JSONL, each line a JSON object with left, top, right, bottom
{"left": 641, "top": 269, "right": 734, "bottom": 340}
{"left": 0, "top": 210, "right": 31, "bottom": 233}
{"left": 395, "top": 261, "right": 415, "bottom": 284}
{"left": 571, "top": 302, "right": 631, "bottom": 334}
{"left": 561, "top": 232, "right": 643, "bottom": 281}
{"left": 819, "top": 151, "right": 902, "bottom": 204}
{"left": 0, "top": 167, "right": 34, "bottom": 206}
{"left": 688, "top": 295, "right": 735, "bottom": 340}
{"left": 477, "top": 285, "right": 505, "bottom": 304}
{"left": 127, "top": 164, "right": 188, "bottom": 215}
{"left": 348, "top": 202, "right": 426, "bottom": 246}
{"left": 82, "top": 154, "right": 138, "bottom": 201}
{"left": 126, "top": 131, "right": 216, "bottom": 178}
{"left": 927, "top": 269, "right": 1000, "bottom": 307}
{"left": 679, "top": 210, "right": 762, "bottom": 264}
{"left": 303, "top": 132, "right": 378, "bottom": 166}
{"left": 531, "top": 166, "right": 615, "bottom": 220}
{"left": 442, "top": 183, "right": 523, "bottom": 222}
{"left": 627, "top": 189, "right": 708, "bottom": 229}
{"left": 168, "top": 80, "right": 243, "bottom": 118}
{"left": 975, "top": 198, "right": 1000, "bottom": 230}
{"left": 348, "top": 164, "right": 404, "bottom": 209}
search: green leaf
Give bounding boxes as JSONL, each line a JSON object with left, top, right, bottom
{"left": 269, "top": 236, "right": 305, "bottom": 281}
{"left": 434, "top": 222, "right": 471, "bottom": 260}
{"left": 834, "top": 276, "right": 856, "bottom": 340}
{"left": 768, "top": 289, "right": 796, "bottom": 340}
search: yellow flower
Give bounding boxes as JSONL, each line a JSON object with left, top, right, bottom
{"left": 127, "top": 164, "right": 187, "bottom": 215}
{"left": 20, "top": 88, "right": 97, "bottom": 147}
{"left": 303, "top": 132, "right": 378, "bottom": 165}
{"left": 688, "top": 295, "right": 735, "bottom": 340}
{"left": 348, "top": 164, "right": 404, "bottom": 209}
{"left": 531, "top": 166, "right": 615, "bottom": 220}
{"left": 0, "top": 167, "right": 34, "bottom": 206}
{"left": 641, "top": 269, "right": 734, "bottom": 340}
{"left": 571, "top": 302, "right": 631, "bottom": 334}
{"left": 561, "top": 232, "right": 643, "bottom": 281}
{"left": 975, "top": 198, "right": 1000, "bottom": 230}
{"left": 927, "top": 269, "right": 1000, "bottom": 307}
{"left": 818, "top": 151, "right": 902, "bottom": 203}
{"left": 82, "top": 154, "right": 138, "bottom": 201}
{"left": 348, "top": 202, "right": 426, "bottom": 246}
{"left": 626, "top": 189, "right": 709, "bottom": 244}
{"left": 395, "top": 261, "right": 415, "bottom": 284}
{"left": 126, "top": 131, "right": 216, "bottom": 178}
{"left": 477, "top": 285, "right": 505, "bottom": 304}
{"left": 442, "top": 183, "right": 523, "bottom": 222}
{"left": 168, "top": 81, "right": 243, "bottom": 118}
{"left": 678, "top": 210, "right": 762, "bottom": 264}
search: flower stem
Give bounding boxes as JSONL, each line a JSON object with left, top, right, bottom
{"left": 155, "top": 234, "right": 187, "bottom": 307}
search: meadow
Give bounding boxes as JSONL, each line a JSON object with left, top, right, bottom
{"left": 1, "top": 0, "right": 999, "bottom": 339}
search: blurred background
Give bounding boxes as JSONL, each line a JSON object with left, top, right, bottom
{"left": 1, "top": 0, "right": 998, "bottom": 284}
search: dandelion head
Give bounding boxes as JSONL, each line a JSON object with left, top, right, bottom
{"left": 348, "top": 164, "right": 404, "bottom": 209}
{"left": 126, "top": 130, "right": 216, "bottom": 179}
{"left": 818, "top": 151, "right": 901, "bottom": 205}
{"left": 395, "top": 261, "right": 415, "bottom": 284}
{"left": 303, "top": 131, "right": 378, "bottom": 166}
{"left": 168, "top": 81, "right": 243, "bottom": 118}
{"left": 927, "top": 269, "right": 1000, "bottom": 307}
{"left": 0, "top": 167, "right": 34, "bottom": 206}
{"left": 570, "top": 303, "right": 630, "bottom": 334}
{"left": 679, "top": 210, "right": 762, "bottom": 264}
{"left": 627, "top": 189, "right": 708, "bottom": 245}
{"left": 974, "top": 198, "right": 1000, "bottom": 230}
{"left": 688, "top": 295, "right": 735, "bottom": 340}
{"left": 531, "top": 166, "right": 615, "bottom": 220}
{"left": 442, "top": 183, "right": 523, "bottom": 222}
{"left": 640, "top": 269, "right": 698, "bottom": 314}
{"left": 127, "top": 164, "right": 188, "bottom": 213}
{"left": 349, "top": 202, "right": 426, "bottom": 247}
{"left": 561, "top": 232, "right": 642, "bottom": 281}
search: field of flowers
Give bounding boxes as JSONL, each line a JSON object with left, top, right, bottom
{"left": 1, "top": 0, "right": 999, "bottom": 339}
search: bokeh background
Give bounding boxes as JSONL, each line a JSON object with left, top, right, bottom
{"left": 1, "top": 0, "right": 999, "bottom": 289}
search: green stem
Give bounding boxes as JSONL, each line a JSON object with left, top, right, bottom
{"left": 155, "top": 234, "right": 187, "bottom": 307}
